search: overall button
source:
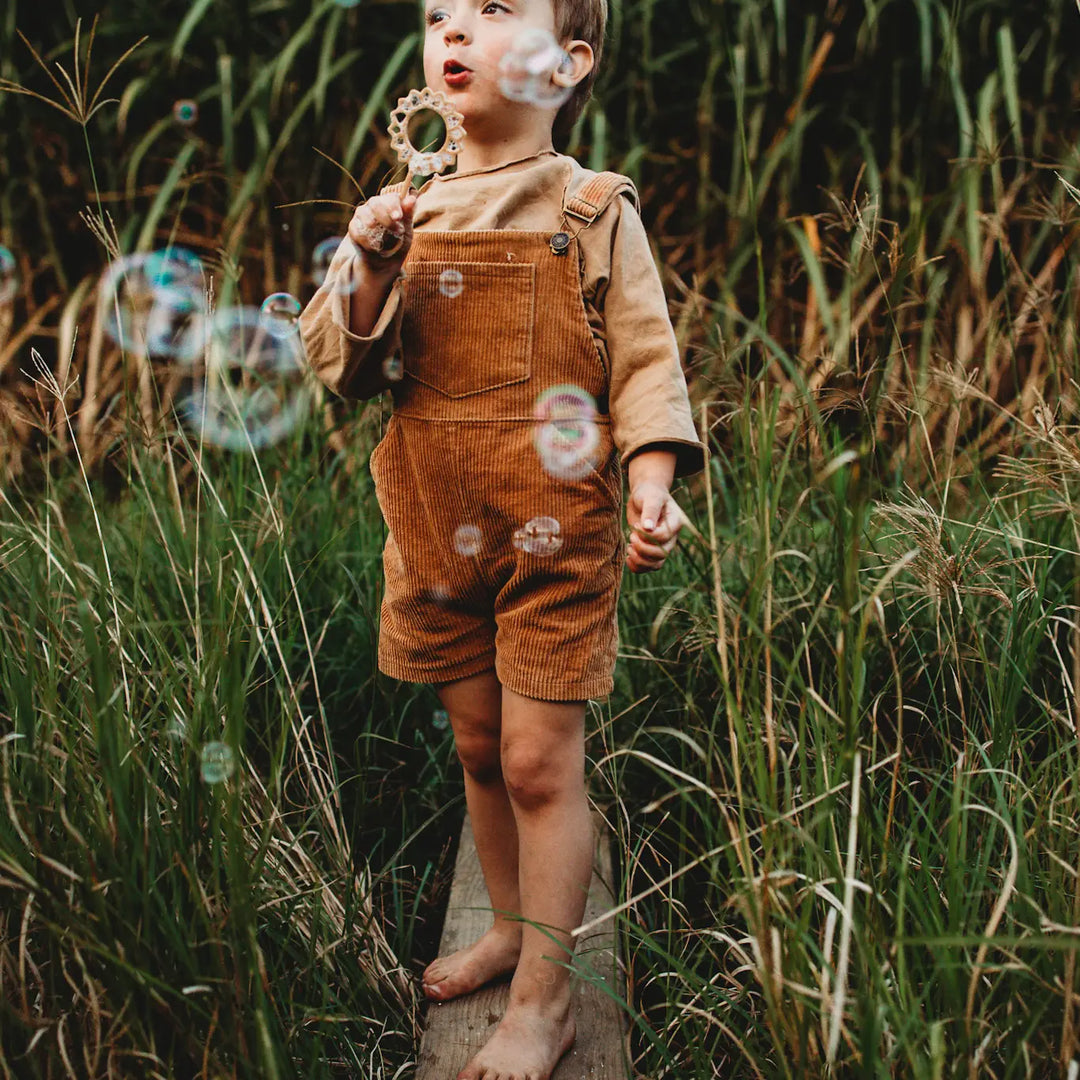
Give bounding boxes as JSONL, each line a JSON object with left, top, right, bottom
{"left": 549, "top": 231, "right": 571, "bottom": 255}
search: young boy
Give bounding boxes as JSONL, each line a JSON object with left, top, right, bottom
{"left": 301, "top": 1, "right": 706, "bottom": 1076}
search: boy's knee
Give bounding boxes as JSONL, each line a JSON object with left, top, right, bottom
{"left": 501, "top": 746, "right": 563, "bottom": 809}
{"left": 455, "top": 732, "right": 503, "bottom": 784}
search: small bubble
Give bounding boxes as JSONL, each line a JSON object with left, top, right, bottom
{"left": 382, "top": 355, "right": 403, "bottom": 381}
{"left": 312, "top": 237, "right": 340, "bottom": 287}
{"left": 438, "top": 268, "right": 464, "bottom": 298}
{"left": 173, "top": 99, "right": 198, "bottom": 126}
{"left": 513, "top": 515, "right": 563, "bottom": 556}
{"left": 200, "top": 741, "right": 235, "bottom": 784}
{"left": 167, "top": 715, "right": 187, "bottom": 742}
{"left": 453, "top": 524, "right": 482, "bottom": 556}
{"left": 0, "top": 247, "right": 18, "bottom": 304}
{"left": 498, "top": 28, "right": 573, "bottom": 109}
{"left": 433, "top": 709, "right": 450, "bottom": 731}
{"left": 259, "top": 292, "right": 302, "bottom": 339}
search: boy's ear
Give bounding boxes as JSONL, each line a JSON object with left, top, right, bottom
{"left": 552, "top": 40, "right": 594, "bottom": 88}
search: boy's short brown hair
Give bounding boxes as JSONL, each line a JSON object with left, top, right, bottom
{"left": 552, "top": 0, "right": 607, "bottom": 136}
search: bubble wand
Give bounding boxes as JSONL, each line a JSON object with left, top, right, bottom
{"left": 365, "top": 88, "right": 467, "bottom": 256}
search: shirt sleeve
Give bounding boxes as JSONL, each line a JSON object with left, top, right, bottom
{"left": 298, "top": 236, "right": 404, "bottom": 400}
{"left": 591, "top": 197, "right": 708, "bottom": 478}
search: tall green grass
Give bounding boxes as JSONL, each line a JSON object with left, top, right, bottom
{"left": 2, "top": 0, "right": 1080, "bottom": 1076}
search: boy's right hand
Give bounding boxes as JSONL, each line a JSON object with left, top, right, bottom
{"left": 348, "top": 189, "right": 419, "bottom": 272}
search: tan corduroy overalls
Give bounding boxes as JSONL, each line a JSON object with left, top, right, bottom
{"left": 369, "top": 172, "right": 635, "bottom": 702}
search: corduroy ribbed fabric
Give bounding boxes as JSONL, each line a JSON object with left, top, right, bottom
{"left": 370, "top": 208, "right": 628, "bottom": 702}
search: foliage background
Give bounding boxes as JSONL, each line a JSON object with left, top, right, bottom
{"left": 2, "top": 0, "right": 1080, "bottom": 1077}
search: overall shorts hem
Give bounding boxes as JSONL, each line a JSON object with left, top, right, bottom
{"left": 494, "top": 661, "right": 614, "bottom": 703}
{"left": 377, "top": 648, "right": 498, "bottom": 688}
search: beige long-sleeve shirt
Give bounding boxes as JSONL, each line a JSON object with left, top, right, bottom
{"left": 300, "top": 150, "right": 707, "bottom": 477}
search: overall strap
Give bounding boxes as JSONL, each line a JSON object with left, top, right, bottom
{"left": 562, "top": 170, "right": 639, "bottom": 224}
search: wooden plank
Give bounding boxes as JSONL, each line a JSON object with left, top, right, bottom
{"left": 415, "top": 810, "right": 630, "bottom": 1080}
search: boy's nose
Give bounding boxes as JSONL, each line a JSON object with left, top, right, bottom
{"left": 443, "top": 22, "right": 469, "bottom": 44}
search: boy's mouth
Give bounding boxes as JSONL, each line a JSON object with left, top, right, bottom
{"left": 443, "top": 59, "right": 472, "bottom": 88}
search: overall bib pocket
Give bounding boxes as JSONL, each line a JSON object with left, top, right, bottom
{"left": 399, "top": 261, "right": 535, "bottom": 398}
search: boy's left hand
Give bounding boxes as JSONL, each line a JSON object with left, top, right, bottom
{"left": 626, "top": 482, "right": 685, "bottom": 573}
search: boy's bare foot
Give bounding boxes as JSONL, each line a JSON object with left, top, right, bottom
{"left": 455, "top": 999, "right": 576, "bottom": 1080}
{"left": 421, "top": 927, "right": 522, "bottom": 1002}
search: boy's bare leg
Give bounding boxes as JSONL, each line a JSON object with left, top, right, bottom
{"left": 422, "top": 669, "right": 523, "bottom": 1001}
{"left": 456, "top": 687, "right": 593, "bottom": 1080}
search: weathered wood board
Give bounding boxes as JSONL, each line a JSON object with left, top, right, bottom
{"left": 414, "top": 810, "right": 631, "bottom": 1079}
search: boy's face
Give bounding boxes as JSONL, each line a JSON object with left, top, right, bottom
{"left": 422, "top": 0, "right": 566, "bottom": 134}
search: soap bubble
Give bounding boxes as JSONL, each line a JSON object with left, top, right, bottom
{"left": 0, "top": 247, "right": 18, "bottom": 304}
{"left": 453, "top": 524, "right": 482, "bottom": 556}
{"left": 438, "top": 268, "right": 464, "bottom": 298}
{"left": 533, "top": 384, "right": 599, "bottom": 480}
{"left": 533, "top": 384, "right": 596, "bottom": 424}
{"left": 382, "top": 355, "right": 404, "bottom": 381}
{"left": 180, "top": 306, "right": 311, "bottom": 451}
{"left": 513, "top": 515, "right": 563, "bottom": 556}
{"left": 173, "top": 99, "right": 198, "bottom": 125}
{"left": 200, "top": 741, "right": 235, "bottom": 784}
{"left": 498, "top": 28, "right": 573, "bottom": 109}
{"left": 534, "top": 420, "right": 600, "bottom": 480}
{"left": 259, "top": 292, "right": 302, "bottom": 338}
{"left": 432, "top": 708, "right": 450, "bottom": 731}
{"left": 312, "top": 236, "right": 358, "bottom": 295}
{"left": 100, "top": 248, "right": 207, "bottom": 360}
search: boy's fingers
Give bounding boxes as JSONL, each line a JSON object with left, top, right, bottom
{"left": 637, "top": 492, "right": 667, "bottom": 532}
{"left": 628, "top": 533, "right": 676, "bottom": 560}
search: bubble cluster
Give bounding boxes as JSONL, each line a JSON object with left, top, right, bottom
{"left": 513, "top": 515, "right": 563, "bottom": 556}
{"left": 259, "top": 292, "right": 301, "bottom": 339}
{"left": 173, "top": 99, "right": 198, "bottom": 126}
{"left": 200, "top": 741, "right": 235, "bottom": 784}
{"left": 453, "top": 524, "right": 482, "bottom": 556}
{"left": 533, "top": 384, "right": 599, "bottom": 481}
{"left": 438, "top": 268, "right": 464, "bottom": 298}
{"left": 99, "top": 248, "right": 206, "bottom": 360}
{"left": 0, "top": 246, "right": 18, "bottom": 304}
{"left": 180, "top": 306, "right": 311, "bottom": 451}
{"left": 498, "top": 28, "right": 573, "bottom": 109}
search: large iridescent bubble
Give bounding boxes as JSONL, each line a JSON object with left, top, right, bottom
{"left": 498, "top": 28, "right": 573, "bottom": 109}
{"left": 532, "top": 384, "right": 600, "bottom": 481}
{"left": 99, "top": 247, "right": 207, "bottom": 360}
{"left": 180, "top": 306, "right": 312, "bottom": 451}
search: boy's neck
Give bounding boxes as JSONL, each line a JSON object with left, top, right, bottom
{"left": 452, "top": 129, "right": 555, "bottom": 175}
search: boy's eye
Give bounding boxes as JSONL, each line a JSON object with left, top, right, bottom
{"left": 426, "top": 7, "right": 448, "bottom": 24}
{"left": 482, "top": 1, "right": 509, "bottom": 12}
